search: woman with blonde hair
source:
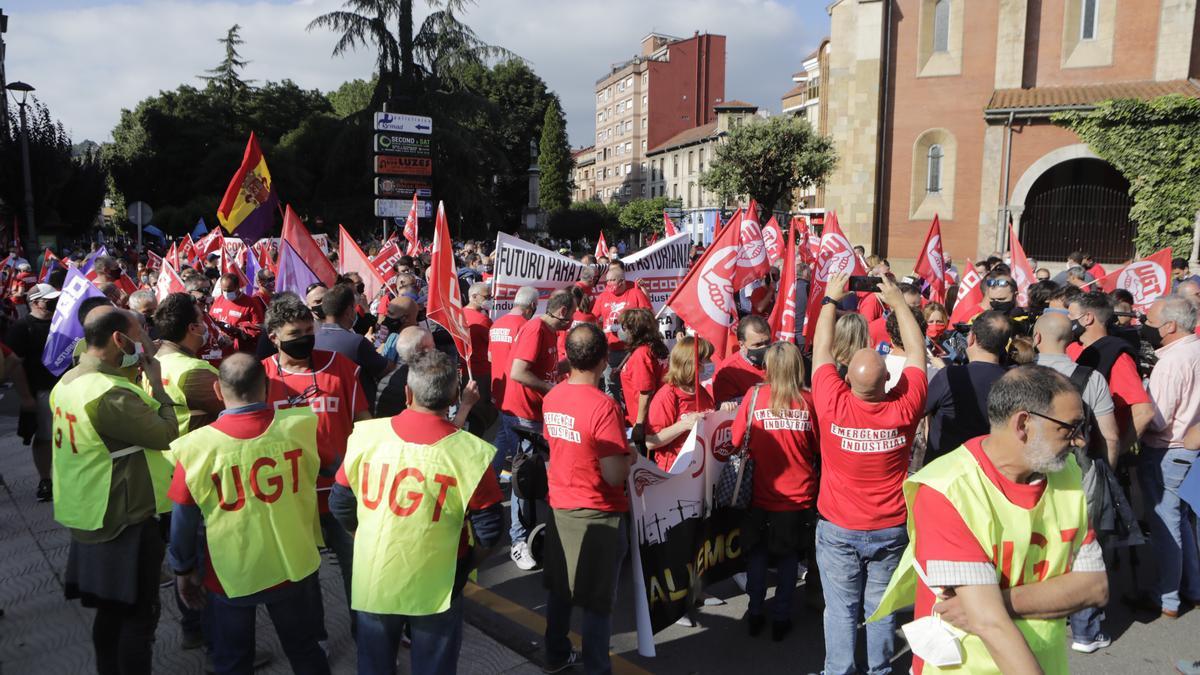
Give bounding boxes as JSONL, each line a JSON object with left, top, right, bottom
{"left": 832, "top": 313, "right": 869, "bottom": 378}
{"left": 730, "top": 342, "right": 819, "bottom": 641}
{"left": 646, "top": 337, "right": 713, "bottom": 470}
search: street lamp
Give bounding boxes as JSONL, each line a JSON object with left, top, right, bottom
{"left": 6, "top": 80, "right": 36, "bottom": 253}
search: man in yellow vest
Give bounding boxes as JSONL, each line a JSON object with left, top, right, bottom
{"left": 871, "top": 366, "right": 1109, "bottom": 674}
{"left": 51, "top": 305, "right": 180, "bottom": 675}
{"left": 167, "top": 353, "right": 329, "bottom": 675}
{"left": 330, "top": 349, "right": 504, "bottom": 675}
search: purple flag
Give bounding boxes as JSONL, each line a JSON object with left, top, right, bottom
{"left": 276, "top": 239, "right": 318, "bottom": 298}
{"left": 244, "top": 245, "right": 261, "bottom": 297}
{"left": 80, "top": 245, "right": 108, "bottom": 275}
{"left": 43, "top": 267, "right": 107, "bottom": 376}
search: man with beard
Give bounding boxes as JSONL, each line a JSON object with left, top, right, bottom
{"left": 871, "top": 366, "right": 1107, "bottom": 674}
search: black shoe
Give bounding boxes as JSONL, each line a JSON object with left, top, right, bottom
{"left": 36, "top": 479, "right": 52, "bottom": 502}
{"left": 771, "top": 619, "right": 793, "bottom": 642}
{"left": 747, "top": 613, "right": 766, "bottom": 637}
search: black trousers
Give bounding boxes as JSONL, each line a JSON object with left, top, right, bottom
{"left": 92, "top": 521, "right": 165, "bottom": 675}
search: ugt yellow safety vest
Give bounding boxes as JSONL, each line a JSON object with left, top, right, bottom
{"left": 171, "top": 406, "right": 323, "bottom": 598}
{"left": 150, "top": 350, "right": 219, "bottom": 438}
{"left": 343, "top": 418, "right": 494, "bottom": 616}
{"left": 50, "top": 372, "right": 169, "bottom": 531}
{"left": 870, "top": 444, "right": 1090, "bottom": 674}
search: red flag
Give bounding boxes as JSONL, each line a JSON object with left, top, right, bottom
{"left": 165, "top": 242, "right": 180, "bottom": 271}
{"left": 146, "top": 250, "right": 163, "bottom": 272}
{"left": 338, "top": 225, "right": 385, "bottom": 300}
{"left": 790, "top": 216, "right": 816, "bottom": 266}
{"left": 371, "top": 240, "right": 403, "bottom": 287}
{"left": 37, "top": 248, "right": 60, "bottom": 283}
{"left": 595, "top": 232, "right": 609, "bottom": 259}
{"left": 760, "top": 216, "right": 785, "bottom": 261}
{"left": 403, "top": 195, "right": 420, "bottom": 256}
{"left": 1098, "top": 247, "right": 1173, "bottom": 311}
{"left": 252, "top": 238, "right": 277, "bottom": 274}
{"left": 768, "top": 219, "right": 799, "bottom": 343}
{"left": 663, "top": 211, "right": 679, "bottom": 237}
{"left": 665, "top": 213, "right": 745, "bottom": 355}
{"left": 647, "top": 232, "right": 659, "bottom": 245}
{"left": 913, "top": 215, "right": 948, "bottom": 304}
{"left": 426, "top": 202, "right": 472, "bottom": 362}
{"left": 219, "top": 247, "right": 250, "bottom": 290}
{"left": 281, "top": 205, "right": 337, "bottom": 287}
{"left": 949, "top": 258, "right": 984, "bottom": 324}
{"left": 1008, "top": 223, "right": 1035, "bottom": 306}
{"left": 155, "top": 261, "right": 187, "bottom": 302}
{"left": 195, "top": 228, "right": 225, "bottom": 258}
{"left": 729, "top": 203, "right": 772, "bottom": 290}
{"left": 801, "top": 211, "right": 865, "bottom": 342}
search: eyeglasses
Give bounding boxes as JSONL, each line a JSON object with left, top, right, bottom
{"left": 1026, "top": 410, "right": 1090, "bottom": 441}
{"left": 985, "top": 279, "right": 1014, "bottom": 288}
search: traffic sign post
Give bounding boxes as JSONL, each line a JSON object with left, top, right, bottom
{"left": 374, "top": 110, "right": 434, "bottom": 240}
{"left": 374, "top": 112, "right": 433, "bottom": 135}
{"left": 127, "top": 201, "right": 153, "bottom": 255}
{"left": 375, "top": 199, "right": 432, "bottom": 219}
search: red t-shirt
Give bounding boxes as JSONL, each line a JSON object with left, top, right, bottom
{"left": 858, "top": 293, "right": 884, "bottom": 322}
{"left": 557, "top": 310, "right": 599, "bottom": 362}
{"left": 868, "top": 316, "right": 890, "bottom": 348}
{"left": 910, "top": 436, "right": 1097, "bottom": 674}
{"left": 543, "top": 382, "right": 631, "bottom": 511}
{"left": 263, "top": 350, "right": 367, "bottom": 512}
{"left": 333, "top": 409, "right": 503, "bottom": 559}
{"left": 463, "top": 307, "right": 492, "bottom": 384}
{"left": 1066, "top": 341, "right": 1149, "bottom": 413}
{"left": 711, "top": 352, "right": 765, "bottom": 404}
{"left": 168, "top": 408, "right": 301, "bottom": 596}
{"left": 500, "top": 318, "right": 559, "bottom": 420}
{"left": 647, "top": 383, "right": 713, "bottom": 471}
{"left": 731, "top": 386, "right": 819, "bottom": 511}
{"left": 594, "top": 283, "right": 652, "bottom": 350}
{"left": 488, "top": 313, "right": 528, "bottom": 410}
{"left": 196, "top": 312, "right": 234, "bottom": 367}
{"left": 209, "top": 293, "right": 265, "bottom": 352}
{"left": 620, "top": 345, "right": 664, "bottom": 427}
{"left": 812, "top": 363, "right": 927, "bottom": 530}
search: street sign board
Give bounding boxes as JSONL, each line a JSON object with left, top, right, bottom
{"left": 375, "top": 177, "right": 433, "bottom": 199}
{"left": 128, "top": 201, "right": 153, "bottom": 226}
{"left": 376, "top": 199, "right": 432, "bottom": 219}
{"left": 374, "top": 133, "right": 431, "bottom": 157}
{"left": 664, "top": 207, "right": 683, "bottom": 220}
{"left": 375, "top": 155, "right": 432, "bottom": 176}
{"left": 374, "top": 112, "right": 433, "bottom": 135}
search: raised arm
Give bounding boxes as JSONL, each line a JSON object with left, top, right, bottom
{"left": 879, "top": 275, "right": 926, "bottom": 371}
{"left": 813, "top": 272, "right": 849, "bottom": 370}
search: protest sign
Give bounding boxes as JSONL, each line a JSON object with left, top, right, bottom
{"left": 42, "top": 268, "right": 107, "bottom": 376}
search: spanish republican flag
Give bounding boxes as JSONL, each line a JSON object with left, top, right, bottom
{"left": 216, "top": 132, "right": 277, "bottom": 243}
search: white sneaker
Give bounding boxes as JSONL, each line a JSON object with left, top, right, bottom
{"left": 511, "top": 541, "right": 537, "bottom": 571}
{"left": 1070, "top": 634, "right": 1111, "bottom": 654}
{"left": 733, "top": 572, "right": 748, "bottom": 592}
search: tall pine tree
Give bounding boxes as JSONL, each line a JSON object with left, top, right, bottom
{"left": 537, "top": 99, "right": 572, "bottom": 214}
{"left": 200, "top": 24, "right": 255, "bottom": 102}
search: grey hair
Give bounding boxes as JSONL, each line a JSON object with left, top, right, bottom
{"left": 580, "top": 266, "right": 598, "bottom": 284}
{"left": 406, "top": 350, "right": 459, "bottom": 410}
{"left": 513, "top": 286, "right": 539, "bottom": 309}
{"left": 183, "top": 276, "right": 210, "bottom": 293}
{"left": 93, "top": 254, "right": 118, "bottom": 274}
{"left": 1159, "top": 295, "right": 1199, "bottom": 333}
{"left": 468, "top": 282, "right": 490, "bottom": 300}
{"left": 264, "top": 292, "right": 313, "bottom": 335}
{"left": 127, "top": 289, "right": 156, "bottom": 313}
{"left": 987, "top": 365, "right": 1078, "bottom": 427}
{"left": 1065, "top": 266, "right": 1088, "bottom": 281}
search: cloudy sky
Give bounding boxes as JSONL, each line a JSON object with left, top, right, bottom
{"left": 2, "top": 0, "right": 829, "bottom": 147}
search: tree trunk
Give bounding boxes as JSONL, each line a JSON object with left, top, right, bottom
{"left": 399, "top": 0, "right": 415, "bottom": 89}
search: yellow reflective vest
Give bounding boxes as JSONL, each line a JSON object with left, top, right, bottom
{"left": 343, "top": 418, "right": 494, "bottom": 615}
{"left": 171, "top": 406, "right": 323, "bottom": 598}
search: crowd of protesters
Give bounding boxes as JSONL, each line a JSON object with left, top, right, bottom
{"left": 1, "top": 228, "right": 1199, "bottom": 675}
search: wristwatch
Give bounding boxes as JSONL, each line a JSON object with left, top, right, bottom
{"left": 821, "top": 296, "right": 838, "bottom": 306}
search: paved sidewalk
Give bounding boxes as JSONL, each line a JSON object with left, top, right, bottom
{"left": 0, "top": 413, "right": 540, "bottom": 675}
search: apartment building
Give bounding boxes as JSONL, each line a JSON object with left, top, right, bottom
{"left": 645, "top": 101, "right": 760, "bottom": 209}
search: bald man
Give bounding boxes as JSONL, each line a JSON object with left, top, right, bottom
{"left": 376, "top": 326, "right": 477, "bottom": 425}
{"left": 810, "top": 272, "right": 928, "bottom": 675}
{"left": 379, "top": 296, "right": 420, "bottom": 362}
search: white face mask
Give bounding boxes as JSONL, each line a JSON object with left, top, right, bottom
{"left": 699, "top": 361, "right": 716, "bottom": 382}
{"left": 223, "top": 291, "right": 239, "bottom": 301}
{"left": 118, "top": 333, "right": 144, "bottom": 368}
{"left": 900, "top": 562, "right": 966, "bottom": 668}
{"left": 481, "top": 299, "right": 493, "bottom": 313}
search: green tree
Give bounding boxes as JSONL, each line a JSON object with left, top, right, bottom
{"left": 617, "top": 197, "right": 681, "bottom": 235}
{"left": 327, "top": 77, "right": 378, "bottom": 117}
{"left": 199, "top": 24, "right": 255, "bottom": 103}
{"left": 537, "top": 100, "right": 572, "bottom": 213}
{"left": 1053, "top": 95, "right": 1200, "bottom": 255}
{"left": 547, "top": 199, "right": 619, "bottom": 242}
{"left": 700, "top": 115, "right": 836, "bottom": 212}
{"left": 307, "top": 2, "right": 398, "bottom": 110}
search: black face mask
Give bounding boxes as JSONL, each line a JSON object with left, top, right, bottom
{"left": 990, "top": 299, "right": 1016, "bottom": 314}
{"left": 381, "top": 316, "right": 404, "bottom": 332}
{"left": 1069, "top": 319, "right": 1087, "bottom": 342}
{"left": 1140, "top": 323, "right": 1164, "bottom": 350}
{"left": 745, "top": 346, "right": 768, "bottom": 369}
{"left": 310, "top": 305, "right": 325, "bottom": 320}
{"left": 278, "top": 334, "right": 316, "bottom": 360}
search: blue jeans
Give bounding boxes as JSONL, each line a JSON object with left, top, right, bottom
{"left": 207, "top": 573, "right": 329, "bottom": 675}
{"left": 545, "top": 517, "right": 627, "bottom": 675}
{"left": 504, "top": 415, "right": 543, "bottom": 543}
{"left": 746, "top": 544, "right": 799, "bottom": 621}
{"left": 1137, "top": 446, "right": 1200, "bottom": 612}
{"left": 493, "top": 412, "right": 519, "bottom": 477}
{"left": 317, "top": 510, "right": 355, "bottom": 635}
{"left": 815, "top": 519, "right": 907, "bottom": 675}
{"left": 356, "top": 593, "right": 464, "bottom": 675}
{"left": 1069, "top": 605, "right": 1105, "bottom": 642}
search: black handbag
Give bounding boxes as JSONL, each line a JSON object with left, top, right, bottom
{"left": 714, "top": 385, "right": 760, "bottom": 509}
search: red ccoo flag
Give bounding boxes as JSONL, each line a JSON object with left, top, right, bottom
{"left": 282, "top": 205, "right": 337, "bottom": 287}
{"left": 768, "top": 218, "right": 799, "bottom": 343}
{"left": 426, "top": 202, "right": 472, "bottom": 362}
{"left": 403, "top": 195, "right": 420, "bottom": 256}
{"left": 1008, "top": 223, "right": 1035, "bottom": 306}
{"left": 665, "top": 211, "right": 750, "bottom": 355}
{"left": 801, "top": 211, "right": 865, "bottom": 342}
{"left": 663, "top": 211, "right": 679, "bottom": 237}
{"left": 154, "top": 260, "right": 187, "bottom": 302}
{"left": 949, "top": 258, "right": 984, "bottom": 324}
{"left": 760, "top": 216, "right": 785, "bottom": 261}
{"left": 595, "top": 231, "right": 610, "bottom": 259}
{"left": 913, "top": 215, "right": 948, "bottom": 304}
{"left": 338, "top": 225, "right": 385, "bottom": 301}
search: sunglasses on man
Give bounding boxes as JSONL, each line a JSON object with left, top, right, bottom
{"left": 1026, "top": 410, "right": 1090, "bottom": 441}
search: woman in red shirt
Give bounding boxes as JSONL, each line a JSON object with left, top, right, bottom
{"left": 645, "top": 337, "right": 714, "bottom": 470}
{"left": 617, "top": 308, "right": 668, "bottom": 442}
{"left": 557, "top": 285, "right": 599, "bottom": 362}
{"left": 731, "top": 342, "right": 819, "bottom": 641}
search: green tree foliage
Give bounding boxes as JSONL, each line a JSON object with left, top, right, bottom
{"left": 538, "top": 100, "right": 572, "bottom": 214}
{"left": 0, "top": 98, "right": 107, "bottom": 238}
{"left": 547, "top": 200, "right": 619, "bottom": 242}
{"left": 1053, "top": 95, "right": 1200, "bottom": 255}
{"left": 617, "top": 197, "right": 680, "bottom": 235}
{"left": 199, "top": 24, "right": 255, "bottom": 104}
{"left": 700, "top": 115, "right": 837, "bottom": 212}
{"left": 327, "top": 77, "right": 378, "bottom": 118}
